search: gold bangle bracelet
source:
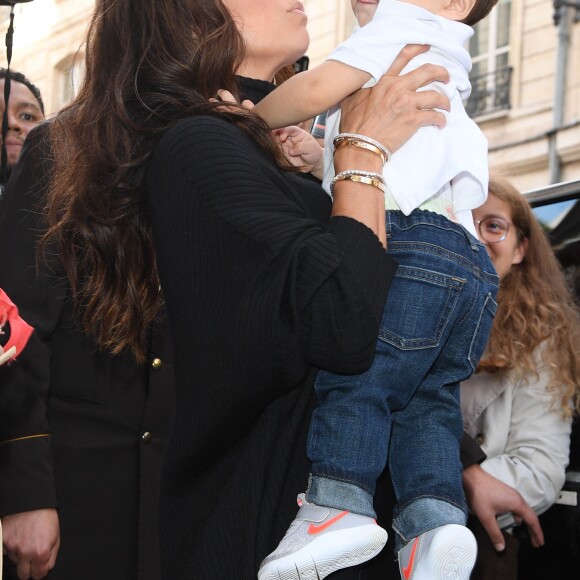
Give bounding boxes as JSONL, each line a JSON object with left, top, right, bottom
{"left": 330, "top": 170, "right": 386, "bottom": 195}
{"left": 334, "top": 138, "right": 389, "bottom": 165}
{"left": 333, "top": 133, "right": 391, "bottom": 164}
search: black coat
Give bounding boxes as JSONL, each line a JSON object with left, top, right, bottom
{"left": 0, "top": 123, "right": 175, "bottom": 580}
{"left": 145, "top": 77, "right": 399, "bottom": 579}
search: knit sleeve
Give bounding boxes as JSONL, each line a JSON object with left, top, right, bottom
{"left": 146, "top": 116, "right": 395, "bottom": 378}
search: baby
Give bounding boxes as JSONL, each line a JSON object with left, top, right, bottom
{"left": 255, "top": 1, "right": 499, "bottom": 580}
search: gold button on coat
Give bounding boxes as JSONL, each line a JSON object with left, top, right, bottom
{"left": 475, "top": 433, "right": 485, "bottom": 446}
{"left": 141, "top": 432, "right": 153, "bottom": 444}
{"left": 151, "top": 358, "right": 162, "bottom": 370}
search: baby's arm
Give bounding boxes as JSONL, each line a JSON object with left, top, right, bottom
{"left": 254, "top": 61, "right": 371, "bottom": 129}
{"left": 276, "top": 126, "right": 324, "bottom": 180}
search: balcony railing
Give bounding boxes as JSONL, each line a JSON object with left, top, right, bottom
{"left": 466, "top": 66, "right": 513, "bottom": 118}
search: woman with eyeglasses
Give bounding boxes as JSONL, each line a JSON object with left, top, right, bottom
{"left": 461, "top": 174, "right": 580, "bottom": 579}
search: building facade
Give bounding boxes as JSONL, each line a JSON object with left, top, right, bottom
{"left": 1, "top": 0, "right": 93, "bottom": 116}
{"left": 2, "top": 0, "right": 579, "bottom": 192}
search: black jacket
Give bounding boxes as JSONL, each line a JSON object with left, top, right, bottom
{"left": 0, "top": 123, "right": 175, "bottom": 580}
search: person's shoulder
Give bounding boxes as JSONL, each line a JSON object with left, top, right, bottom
{"left": 161, "top": 115, "right": 247, "bottom": 149}
{"left": 155, "top": 115, "right": 260, "bottom": 164}
{"left": 26, "top": 119, "right": 51, "bottom": 141}
{"left": 20, "top": 119, "right": 52, "bottom": 157}
{"left": 153, "top": 115, "right": 266, "bottom": 175}
{"left": 172, "top": 114, "right": 232, "bottom": 131}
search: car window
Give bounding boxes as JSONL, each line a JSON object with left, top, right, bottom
{"left": 526, "top": 182, "right": 580, "bottom": 302}
{"left": 533, "top": 199, "right": 579, "bottom": 245}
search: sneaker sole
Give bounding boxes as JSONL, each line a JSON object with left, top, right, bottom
{"left": 409, "top": 525, "right": 477, "bottom": 580}
{"left": 258, "top": 524, "right": 388, "bottom": 580}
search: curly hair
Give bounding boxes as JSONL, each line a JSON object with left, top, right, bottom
{"left": 41, "top": 0, "right": 293, "bottom": 362}
{"left": 478, "top": 174, "right": 580, "bottom": 417}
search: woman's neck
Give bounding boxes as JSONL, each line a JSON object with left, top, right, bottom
{"left": 236, "top": 59, "right": 278, "bottom": 84}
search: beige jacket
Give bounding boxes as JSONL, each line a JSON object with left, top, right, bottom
{"left": 461, "top": 361, "right": 572, "bottom": 526}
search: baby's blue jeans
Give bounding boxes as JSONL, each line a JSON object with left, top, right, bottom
{"left": 307, "top": 209, "right": 499, "bottom": 546}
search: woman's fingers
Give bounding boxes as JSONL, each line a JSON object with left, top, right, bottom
{"left": 370, "top": 63, "right": 450, "bottom": 110}
{"left": 396, "top": 62, "right": 450, "bottom": 90}
{"left": 518, "top": 504, "right": 545, "bottom": 548}
{"left": 338, "top": 47, "right": 452, "bottom": 153}
{"left": 477, "top": 512, "right": 506, "bottom": 551}
{"left": 380, "top": 88, "right": 449, "bottom": 130}
{"left": 385, "top": 44, "right": 430, "bottom": 77}
{"left": 415, "top": 89, "right": 450, "bottom": 112}
{"left": 412, "top": 89, "right": 450, "bottom": 130}
{"left": 16, "top": 558, "right": 32, "bottom": 580}
{"left": 415, "top": 108, "right": 447, "bottom": 130}
{"left": 384, "top": 45, "right": 450, "bottom": 90}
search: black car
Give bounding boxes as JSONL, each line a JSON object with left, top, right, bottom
{"left": 517, "top": 178, "right": 580, "bottom": 579}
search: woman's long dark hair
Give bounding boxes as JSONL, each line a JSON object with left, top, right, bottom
{"left": 42, "top": 0, "right": 288, "bottom": 362}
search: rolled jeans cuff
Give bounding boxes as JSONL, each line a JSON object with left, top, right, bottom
{"left": 306, "top": 474, "right": 376, "bottom": 518}
{"left": 393, "top": 496, "right": 467, "bottom": 551}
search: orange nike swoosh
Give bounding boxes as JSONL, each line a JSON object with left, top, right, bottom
{"left": 402, "top": 537, "right": 419, "bottom": 580}
{"left": 307, "top": 511, "right": 349, "bottom": 535}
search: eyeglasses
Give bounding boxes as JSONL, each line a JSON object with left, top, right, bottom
{"left": 474, "top": 216, "right": 512, "bottom": 244}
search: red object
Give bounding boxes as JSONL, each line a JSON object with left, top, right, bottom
{"left": 0, "top": 288, "right": 34, "bottom": 361}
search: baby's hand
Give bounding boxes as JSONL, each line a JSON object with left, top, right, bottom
{"left": 276, "top": 126, "right": 324, "bottom": 180}
{"left": 211, "top": 89, "right": 255, "bottom": 112}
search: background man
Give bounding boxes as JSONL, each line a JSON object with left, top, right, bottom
{"left": 0, "top": 68, "right": 45, "bottom": 178}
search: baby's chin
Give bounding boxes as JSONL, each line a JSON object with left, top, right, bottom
{"left": 355, "top": 7, "right": 378, "bottom": 27}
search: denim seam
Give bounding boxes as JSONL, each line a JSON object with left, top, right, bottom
{"left": 390, "top": 265, "right": 467, "bottom": 288}
{"left": 378, "top": 267, "right": 464, "bottom": 350}
{"left": 457, "top": 277, "right": 497, "bottom": 328}
{"left": 389, "top": 240, "right": 497, "bottom": 283}
{"left": 386, "top": 209, "right": 484, "bottom": 251}
{"left": 468, "top": 292, "right": 498, "bottom": 369}
{"left": 385, "top": 209, "right": 487, "bottom": 255}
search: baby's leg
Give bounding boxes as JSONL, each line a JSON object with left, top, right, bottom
{"left": 381, "top": 210, "right": 497, "bottom": 579}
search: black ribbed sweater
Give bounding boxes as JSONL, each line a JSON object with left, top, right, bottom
{"left": 145, "top": 78, "right": 397, "bottom": 579}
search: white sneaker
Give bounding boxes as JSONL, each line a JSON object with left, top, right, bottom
{"left": 258, "top": 493, "right": 388, "bottom": 580}
{"left": 397, "top": 524, "right": 477, "bottom": 580}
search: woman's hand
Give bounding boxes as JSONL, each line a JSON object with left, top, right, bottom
{"left": 2, "top": 508, "right": 60, "bottom": 579}
{"left": 331, "top": 45, "right": 449, "bottom": 244}
{"left": 463, "top": 464, "right": 545, "bottom": 550}
{"left": 339, "top": 44, "right": 451, "bottom": 155}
